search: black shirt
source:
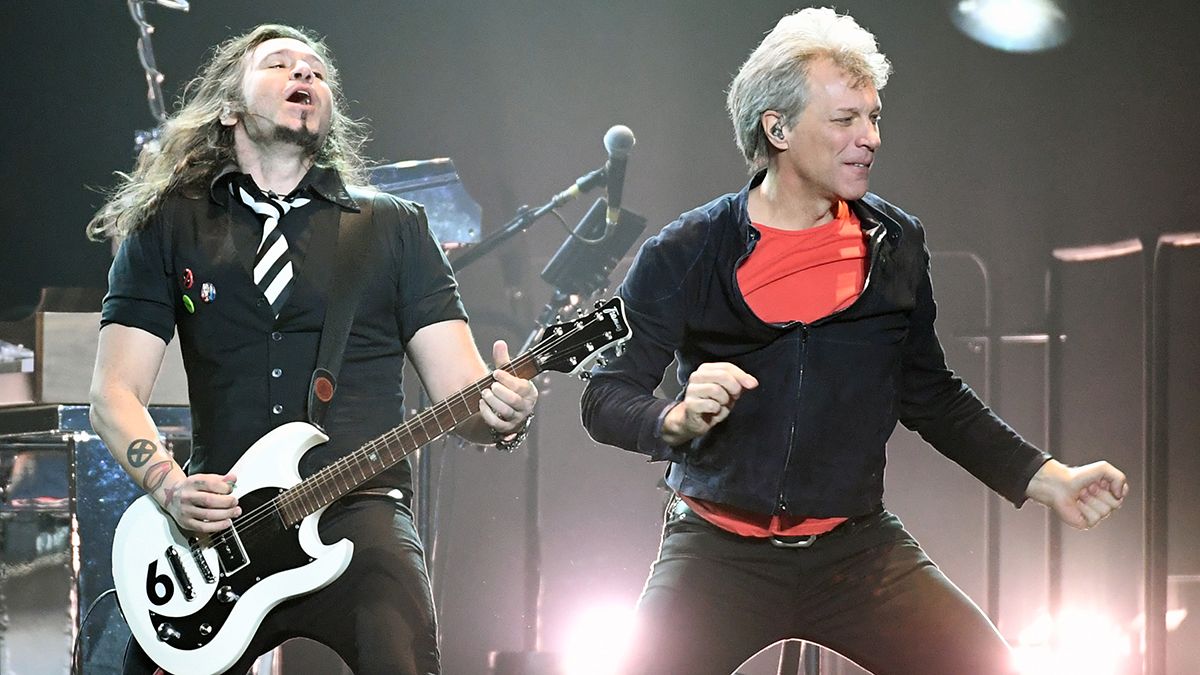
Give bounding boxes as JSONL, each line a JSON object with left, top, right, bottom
{"left": 102, "top": 166, "right": 467, "bottom": 490}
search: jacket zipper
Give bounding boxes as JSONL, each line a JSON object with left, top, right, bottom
{"left": 775, "top": 324, "right": 808, "bottom": 513}
{"left": 773, "top": 222, "right": 888, "bottom": 514}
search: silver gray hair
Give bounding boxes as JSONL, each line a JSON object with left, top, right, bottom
{"left": 726, "top": 7, "right": 892, "bottom": 170}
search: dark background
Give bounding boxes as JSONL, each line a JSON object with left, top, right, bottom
{"left": 4, "top": 0, "right": 1198, "bottom": 328}
{"left": 2, "top": 2, "right": 1197, "bottom": 673}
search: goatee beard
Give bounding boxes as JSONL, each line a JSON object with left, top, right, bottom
{"left": 242, "top": 111, "right": 324, "bottom": 158}
{"left": 271, "top": 122, "right": 323, "bottom": 157}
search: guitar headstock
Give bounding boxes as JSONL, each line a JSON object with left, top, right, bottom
{"left": 532, "top": 297, "right": 631, "bottom": 376}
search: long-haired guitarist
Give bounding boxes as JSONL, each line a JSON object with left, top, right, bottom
{"left": 87, "top": 24, "right": 537, "bottom": 675}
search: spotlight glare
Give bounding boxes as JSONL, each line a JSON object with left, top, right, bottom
{"left": 952, "top": 0, "right": 1070, "bottom": 53}
{"left": 561, "top": 602, "right": 637, "bottom": 675}
{"left": 1012, "top": 610, "right": 1132, "bottom": 675}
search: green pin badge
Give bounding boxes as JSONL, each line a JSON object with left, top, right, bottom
{"left": 182, "top": 295, "right": 195, "bottom": 314}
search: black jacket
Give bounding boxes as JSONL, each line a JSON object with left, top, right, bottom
{"left": 580, "top": 171, "right": 1050, "bottom": 517}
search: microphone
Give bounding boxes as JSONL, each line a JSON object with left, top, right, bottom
{"left": 603, "top": 125, "right": 636, "bottom": 231}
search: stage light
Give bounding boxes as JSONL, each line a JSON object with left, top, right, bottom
{"left": 561, "top": 602, "right": 636, "bottom": 675}
{"left": 951, "top": 0, "right": 1071, "bottom": 53}
{"left": 1011, "top": 609, "right": 1133, "bottom": 675}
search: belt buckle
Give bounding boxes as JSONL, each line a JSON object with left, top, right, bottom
{"left": 769, "top": 533, "right": 818, "bottom": 549}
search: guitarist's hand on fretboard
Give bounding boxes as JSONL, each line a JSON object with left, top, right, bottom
{"left": 479, "top": 339, "right": 539, "bottom": 440}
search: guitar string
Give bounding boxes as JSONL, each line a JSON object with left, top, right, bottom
{"left": 186, "top": 360, "right": 519, "bottom": 557}
{"left": 193, "top": 326, "right": 573, "bottom": 553}
{"left": 283, "top": 308, "right": 618, "bottom": 514}
{"left": 186, "top": 307, "right": 619, "bottom": 557}
{"left": 183, "top": 310, "right": 619, "bottom": 560}
{"left": 276, "top": 308, "right": 622, "bottom": 522}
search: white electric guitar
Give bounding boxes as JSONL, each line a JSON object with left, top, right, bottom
{"left": 111, "top": 298, "right": 630, "bottom": 675}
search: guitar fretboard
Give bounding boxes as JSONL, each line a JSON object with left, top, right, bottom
{"left": 275, "top": 353, "right": 540, "bottom": 525}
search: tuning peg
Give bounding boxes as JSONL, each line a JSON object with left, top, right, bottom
{"left": 594, "top": 299, "right": 603, "bottom": 308}
{"left": 579, "top": 371, "right": 592, "bottom": 380}
{"left": 597, "top": 356, "right": 608, "bottom": 367}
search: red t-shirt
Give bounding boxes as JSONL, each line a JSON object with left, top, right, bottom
{"left": 684, "top": 200, "right": 866, "bottom": 537}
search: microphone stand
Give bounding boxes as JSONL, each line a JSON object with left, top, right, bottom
{"left": 446, "top": 183, "right": 603, "bottom": 675}
{"left": 450, "top": 169, "right": 603, "bottom": 273}
{"left": 126, "top": 0, "right": 187, "bottom": 156}
{"left": 486, "top": 292, "right": 582, "bottom": 675}
{"left": 482, "top": 196, "right": 645, "bottom": 673}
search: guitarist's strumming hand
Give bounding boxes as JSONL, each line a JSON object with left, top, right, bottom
{"left": 478, "top": 340, "right": 539, "bottom": 438}
{"left": 160, "top": 472, "right": 242, "bottom": 534}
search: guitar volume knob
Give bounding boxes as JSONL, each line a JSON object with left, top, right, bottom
{"left": 217, "top": 586, "right": 241, "bottom": 604}
{"left": 156, "top": 623, "right": 181, "bottom": 642}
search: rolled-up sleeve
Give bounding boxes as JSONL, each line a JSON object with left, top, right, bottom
{"left": 390, "top": 196, "right": 468, "bottom": 345}
{"left": 100, "top": 217, "right": 176, "bottom": 343}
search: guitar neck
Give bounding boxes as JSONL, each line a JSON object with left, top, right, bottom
{"left": 276, "top": 354, "right": 540, "bottom": 525}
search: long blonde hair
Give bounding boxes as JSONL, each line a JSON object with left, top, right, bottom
{"left": 87, "top": 24, "right": 368, "bottom": 240}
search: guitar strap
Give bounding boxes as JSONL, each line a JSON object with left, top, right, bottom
{"left": 306, "top": 189, "right": 380, "bottom": 429}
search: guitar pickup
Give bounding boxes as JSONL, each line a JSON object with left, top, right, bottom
{"left": 164, "top": 546, "right": 195, "bottom": 601}
{"left": 214, "top": 526, "right": 250, "bottom": 576}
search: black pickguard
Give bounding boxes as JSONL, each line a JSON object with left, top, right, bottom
{"left": 146, "top": 487, "right": 314, "bottom": 650}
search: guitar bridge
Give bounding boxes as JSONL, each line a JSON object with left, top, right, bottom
{"left": 188, "top": 536, "right": 216, "bottom": 583}
{"left": 164, "top": 546, "right": 194, "bottom": 601}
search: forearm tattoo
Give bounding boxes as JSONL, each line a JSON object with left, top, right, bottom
{"left": 126, "top": 438, "right": 157, "bottom": 467}
{"left": 141, "top": 460, "right": 173, "bottom": 494}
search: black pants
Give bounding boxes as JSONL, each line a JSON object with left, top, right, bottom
{"left": 619, "top": 497, "right": 1014, "bottom": 675}
{"left": 123, "top": 495, "right": 439, "bottom": 675}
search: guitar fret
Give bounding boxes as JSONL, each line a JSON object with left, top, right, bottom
{"left": 400, "top": 427, "right": 420, "bottom": 457}
{"left": 449, "top": 388, "right": 473, "bottom": 424}
{"left": 415, "top": 414, "right": 434, "bottom": 443}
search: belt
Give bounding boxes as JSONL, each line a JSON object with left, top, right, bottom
{"left": 669, "top": 496, "right": 870, "bottom": 549}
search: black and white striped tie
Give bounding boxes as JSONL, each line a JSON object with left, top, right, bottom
{"left": 236, "top": 185, "right": 311, "bottom": 318}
